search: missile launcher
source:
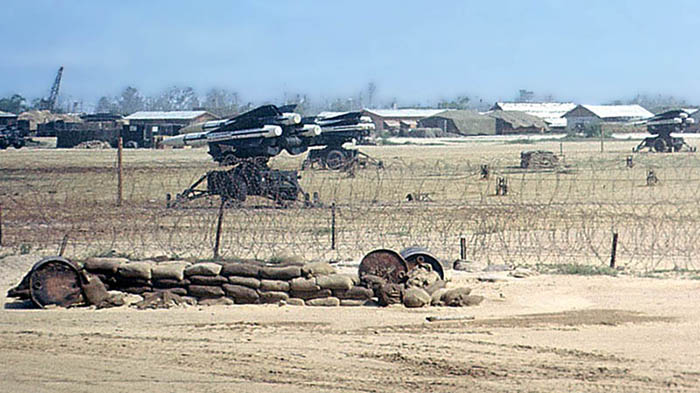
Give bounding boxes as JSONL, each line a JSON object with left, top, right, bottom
{"left": 633, "top": 109, "right": 697, "bottom": 153}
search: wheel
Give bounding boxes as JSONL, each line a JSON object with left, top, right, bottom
{"left": 324, "top": 149, "right": 346, "bottom": 170}
{"left": 653, "top": 138, "right": 668, "bottom": 153}
{"left": 0, "top": 140, "right": 7, "bottom": 149}
{"left": 13, "top": 140, "right": 25, "bottom": 149}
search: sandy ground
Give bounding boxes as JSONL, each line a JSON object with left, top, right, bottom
{"left": 1, "top": 255, "right": 699, "bottom": 392}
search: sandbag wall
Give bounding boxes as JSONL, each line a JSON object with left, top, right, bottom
{"left": 84, "top": 258, "right": 374, "bottom": 307}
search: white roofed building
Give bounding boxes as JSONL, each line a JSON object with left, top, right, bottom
{"left": 490, "top": 102, "right": 576, "bottom": 129}
{"left": 124, "top": 110, "right": 218, "bottom": 136}
{"left": 563, "top": 105, "right": 653, "bottom": 131}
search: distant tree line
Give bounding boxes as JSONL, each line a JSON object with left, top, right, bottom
{"left": 1, "top": 84, "right": 696, "bottom": 117}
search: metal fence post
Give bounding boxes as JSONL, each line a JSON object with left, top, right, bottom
{"left": 58, "top": 234, "right": 69, "bottom": 256}
{"left": 460, "top": 237, "right": 466, "bottom": 260}
{"left": 213, "top": 199, "right": 225, "bottom": 260}
{"left": 331, "top": 202, "right": 336, "bottom": 250}
{"left": 610, "top": 232, "right": 618, "bottom": 268}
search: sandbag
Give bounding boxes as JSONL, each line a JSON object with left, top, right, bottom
{"left": 185, "top": 263, "right": 222, "bottom": 277}
{"left": 286, "top": 298, "right": 305, "bottom": 306}
{"left": 424, "top": 279, "right": 446, "bottom": 295}
{"left": 442, "top": 287, "right": 478, "bottom": 307}
{"left": 430, "top": 288, "right": 448, "bottom": 306}
{"left": 377, "top": 283, "right": 403, "bottom": 307}
{"left": 80, "top": 271, "right": 110, "bottom": 306}
{"left": 222, "top": 284, "right": 259, "bottom": 304}
{"left": 316, "top": 274, "right": 354, "bottom": 290}
{"left": 188, "top": 275, "right": 228, "bottom": 286}
{"left": 221, "top": 263, "right": 260, "bottom": 277}
{"left": 446, "top": 294, "right": 483, "bottom": 307}
{"left": 360, "top": 274, "right": 387, "bottom": 295}
{"left": 259, "top": 291, "right": 289, "bottom": 304}
{"left": 259, "top": 279, "right": 290, "bottom": 292}
{"left": 228, "top": 276, "right": 261, "bottom": 289}
{"left": 403, "top": 288, "right": 431, "bottom": 308}
{"left": 121, "top": 286, "right": 152, "bottom": 295}
{"left": 289, "top": 277, "right": 320, "bottom": 292}
{"left": 259, "top": 266, "right": 302, "bottom": 280}
{"left": 134, "top": 291, "right": 186, "bottom": 310}
{"left": 117, "top": 261, "right": 154, "bottom": 280}
{"left": 152, "top": 278, "right": 190, "bottom": 288}
{"left": 301, "top": 262, "right": 336, "bottom": 277}
{"left": 340, "top": 299, "right": 366, "bottom": 307}
{"left": 405, "top": 267, "right": 440, "bottom": 290}
{"left": 333, "top": 286, "right": 373, "bottom": 300}
{"left": 289, "top": 289, "right": 332, "bottom": 300}
{"left": 188, "top": 285, "right": 225, "bottom": 298}
{"left": 151, "top": 261, "right": 190, "bottom": 281}
{"left": 306, "top": 297, "right": 340, "bottom": 307}
{"left": 198, "top": 297, "right": 234, "bottom": 306}
{"left": 84, "top": 257, "right": 128, "bottom": 274}
{"left": 114, "top": 277, "right": 151, "bottom": 288}
{"left": 155, "top": 287, "right": 188, "bottom": 296}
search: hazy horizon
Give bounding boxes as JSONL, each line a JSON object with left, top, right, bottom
{"left": 2, "top": 0, "right": 699, "bottom": 110}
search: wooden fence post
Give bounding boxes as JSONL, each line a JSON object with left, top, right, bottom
{"left": 117, "top": 137, "right": 123, "bottom": 207}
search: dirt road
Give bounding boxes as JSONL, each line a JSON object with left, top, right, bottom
{"left": 1, "top": 257, "right": 699, "bottom": 392}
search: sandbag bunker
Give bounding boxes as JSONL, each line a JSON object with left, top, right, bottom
{"left": 7, "top": 248, "right": 481, "bottom": 310}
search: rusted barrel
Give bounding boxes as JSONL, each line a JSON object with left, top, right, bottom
{"left": 29, "top": 257, "right": 84, "bottom": 308}
{"left": 399, "top": 247, "right": 445, "bottom": 280}
{"left": 359, "top": 249, "right": 408, "bottom": 284}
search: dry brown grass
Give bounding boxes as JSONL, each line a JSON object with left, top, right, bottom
{"left": 2, "top": 139, "right": 700, "bottom": 271}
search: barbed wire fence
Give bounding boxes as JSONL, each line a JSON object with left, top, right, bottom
{"left": 2, "top": 148, "right": 700, "bottom": 273}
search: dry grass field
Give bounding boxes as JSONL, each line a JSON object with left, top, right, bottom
{"left": 2, "top": 138, "right": 700, "bottom": 272}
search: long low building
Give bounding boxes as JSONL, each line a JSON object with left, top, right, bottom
{"left": 0, "top": 110, "right": 17, "bottom": 126}
{"left": 563, "top": 104, "right": 653, "bottom": 131}
{"left": 362, "top": 108, "right": 445, "bottom": 133}
{"left": 124, "top": 110, "right": 218, "bottom": 136}
{"left": 491, "top": 102, "right": 576, "bottom": 129}
{"left": 418, "top": 110, "right": 549, "bottom": 136}
{"left": 418, "top": 110, "right": 495, "bottom": 135}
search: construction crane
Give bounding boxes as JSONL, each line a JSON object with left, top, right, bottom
{"left": 38, "top": 66, "right": 64, "bottom": 112}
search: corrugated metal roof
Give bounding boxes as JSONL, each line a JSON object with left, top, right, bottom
{"left": 363, "top": 108, "right": 445, "bottom": 118}
{"left": 317, "top": 111, "right": 349, "bottom": 119}
{"left": 578, "top": 105, "right": 653, "bottom": 119}
{"left": 0, "top": 110, "right": 18, "bottom": 118}
{"left": 493, "top": 102, "right": 575, "bottom": 127}
{"left": 124, "top": 111, "right": 212, "bottom": 120}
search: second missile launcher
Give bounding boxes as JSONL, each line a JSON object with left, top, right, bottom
{"left": 633, "top": 109, "right": 696, "bottom": 153}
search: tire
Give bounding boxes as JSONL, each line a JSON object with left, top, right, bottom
{"left": 13, "top": 140, "right": 25, "bottom": 149}
{"left": 653, "top": 138, "right": 668, "bottom": 153}
{"left": 324, "top": 149, "right": 346, "bottom": 170}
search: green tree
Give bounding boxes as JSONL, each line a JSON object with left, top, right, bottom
{"left": 118, "top": 86, "right": 145, "bottom": 115}
{"left": 0, "top": 94, "right": 28, "bottom": 114}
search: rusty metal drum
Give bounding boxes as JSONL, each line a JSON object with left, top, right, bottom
{"left": 29, "top": 257, "right": 83, "bottom": 308}
{"left": 399, "top": 247, "right": 445, "bottom": 280}
{"left": 359, "top": 249, "right": 408, "bottom": 284}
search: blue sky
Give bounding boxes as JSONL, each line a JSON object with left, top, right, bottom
{"left": 1, "top": 0, "right": 698, "bottom": 107}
